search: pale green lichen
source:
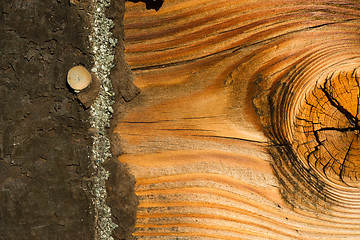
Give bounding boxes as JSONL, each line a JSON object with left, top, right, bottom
{"left": 89, "top": 0, "right": 118, "bottom": 239}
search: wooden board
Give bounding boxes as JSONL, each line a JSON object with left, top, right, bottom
{"left": 114, "top": 0, "right": 360, "bottom": 239}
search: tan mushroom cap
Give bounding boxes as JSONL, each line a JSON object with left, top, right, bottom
{"left": 67, "top": 65, "right": 92, "bottom": 91}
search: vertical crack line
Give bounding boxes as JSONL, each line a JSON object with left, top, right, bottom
{"left": 340, "top": 139, "right": 354, "bottom": 184}
{"left": 89, "top": 0, "right": 118, "bottom": 239}
{"left": 353, "top": 71, "right": 360, "bottom": 119}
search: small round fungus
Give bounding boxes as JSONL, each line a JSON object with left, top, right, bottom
{"left": 67, "top": 65, "right": 92, "bottom": 91}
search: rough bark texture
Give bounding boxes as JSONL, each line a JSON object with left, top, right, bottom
{"left": 106, "top": 1, "right": 139, "bottom": 239}
{"left": 0, "top": 1, "right": 94, "bottom": 239}
{"left": 1, "top": 1, "right": 140, "bottom": 240}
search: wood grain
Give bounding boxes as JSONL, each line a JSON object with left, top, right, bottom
{"left": 114, "top": 0, "right": 360, "bottom": 239}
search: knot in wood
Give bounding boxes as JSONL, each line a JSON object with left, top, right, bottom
{"left": 294, "top": 71, "right": 360, "bottom": 187}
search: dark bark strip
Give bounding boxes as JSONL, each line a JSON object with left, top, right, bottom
{"left": 0, "top": 1, "right": 94, "bottom": 239}
{"left": 105, "top": 0, "right": 139, "bottom": 239}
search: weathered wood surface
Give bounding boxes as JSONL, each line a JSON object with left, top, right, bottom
{"left": 114, "top": 0, "right": 360, "bottom": 239}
